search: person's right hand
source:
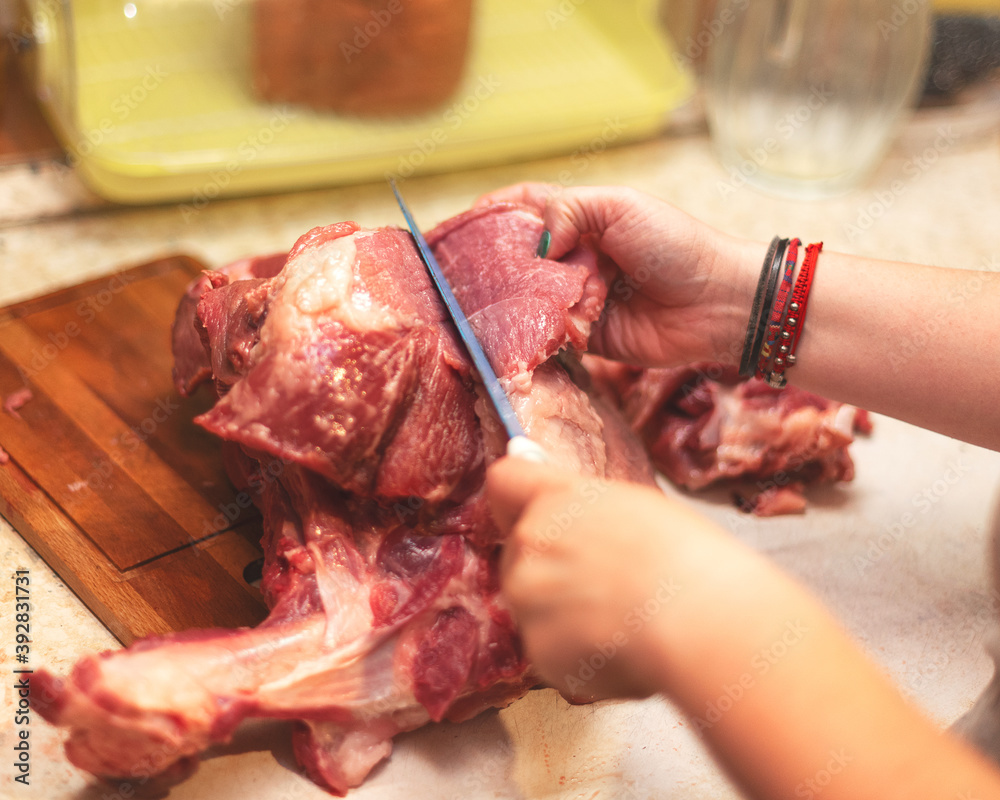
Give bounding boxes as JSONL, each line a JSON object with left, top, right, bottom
{"left": 475, "top": 183, "right": 763, "bottom": 369}
{"left": 486, "top": 455, "right": 720, "bottom": 703}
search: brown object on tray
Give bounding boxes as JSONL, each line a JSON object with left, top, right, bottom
{"left": 252, "top": 0, "right": 474, "bottom": 115}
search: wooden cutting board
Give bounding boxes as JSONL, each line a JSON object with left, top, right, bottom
{"left": 0, "top": 256, "right": 268, "bottom": 645}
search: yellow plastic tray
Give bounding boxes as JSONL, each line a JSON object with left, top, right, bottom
{"left": 29, "top": 0, "right": 691, "bottom": 204}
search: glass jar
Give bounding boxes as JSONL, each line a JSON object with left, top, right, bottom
{"left": 703, "top": 0, "right": 933, "bottom": 198}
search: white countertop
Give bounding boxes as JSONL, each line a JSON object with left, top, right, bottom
{"left": 3, "top": 97, "right": 1000, "bottom": 799}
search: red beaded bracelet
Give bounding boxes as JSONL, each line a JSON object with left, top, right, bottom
{"left": 766, "top": 241, "right": 822, "bottom": 388}
{"left": 755, "top": 238, "right": 800, "bottom": 380}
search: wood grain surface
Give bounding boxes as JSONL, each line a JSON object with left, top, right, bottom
{"left": 0, "top": 256, "right": 268, "bottom": 645}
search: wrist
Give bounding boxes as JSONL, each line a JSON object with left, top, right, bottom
{"left": 702, "top": 232, "right": 772, "bottom": 368}
{"left": 626, "top": 514, "right": 789, "bottom": 703}
{"left": 607, "top": 503, "right": 749, "bottom": 698}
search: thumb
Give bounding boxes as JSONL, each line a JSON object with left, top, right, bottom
{"left": 485, "top": 455, "right": 577, "bottom": 535}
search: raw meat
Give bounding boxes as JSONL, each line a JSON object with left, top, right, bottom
{"left": 171, "top": 252, "right": 286, "bottom": 396}
{"left": 1, "top": 388, "right": 33, "bottom": 464}
{"left": 33, "top": 204, "right": 654, "bottom": 795}
{"left": 587, "top": 358, "right": 870, "bottom": 514}
{"left": 3, "top": 386, "right": 33, "bottom": 419}
{"left": 426, "top": 205, "right": 606, "bottom": 380}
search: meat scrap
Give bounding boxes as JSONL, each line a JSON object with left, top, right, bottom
{"left": 1, "top": 388, "right": 34, "bottom": 463}
{"left": 586, "top": 358, "right": 871, "bottom": 515}
{"left": 32, "top": 204, "right": 655, "bottom": 795}
{"left": 3, "top": 387, "right": 33, "bottom": 419}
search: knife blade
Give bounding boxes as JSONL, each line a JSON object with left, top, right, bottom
{"left": 390, "top": 180, "right": 545, "bottom": 462}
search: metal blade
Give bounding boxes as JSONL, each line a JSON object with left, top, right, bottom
{"left": 390, "top": 179, "right": 527, "bottom": 442}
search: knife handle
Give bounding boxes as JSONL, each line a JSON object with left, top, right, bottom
{"left": 506, "top": 434, "right": 548, "bottom": 463}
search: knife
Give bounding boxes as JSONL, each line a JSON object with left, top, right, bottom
{"left": 390, "top": 180, "right": 546, "bottom": 463}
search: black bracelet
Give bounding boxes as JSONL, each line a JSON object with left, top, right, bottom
{"left": 748, "top": 237, "right": 789, "bottom": 377}
{"left": 739, "top": 236, "right": 785, "bottom": 378}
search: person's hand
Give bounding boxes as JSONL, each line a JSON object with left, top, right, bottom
{"left": 488, "top": 458, "right": 1000, "bottom": 800}
{"left": 475, "top": 183, "right": 762, "bottom": 369}
{"left": 486, "top": 456, "right": 718, "bottom": 703}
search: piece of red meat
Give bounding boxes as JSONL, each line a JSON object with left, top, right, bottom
{"left": 428, "top": 204, "right": 606, "bottom": 380}
{"left": 586, "top": 357, "right": 870, "bottom": 513}
{"left": 33, "top": 204, "right": 654, "bottom": 795}
{"left": 33, "top": 461, "right": 527, "bottom": 795}
{"left": 171, "top": 251, "right": 286, "bottom": 396}
{"left": 194, "top": 224, "right": 480, "bottom": 505}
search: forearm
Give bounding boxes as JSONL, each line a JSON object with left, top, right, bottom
{"left": 643, "top": 527, "right": 1000, "bottom": 800}
{"left": 710, "top": 239, "right": 1000, "bottom": 450}
{"left": 489, "top": 458, "right": 1000, "bottom": 798}
{"left": 793, "top": 253, "right": 1000, "bottom": 449}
